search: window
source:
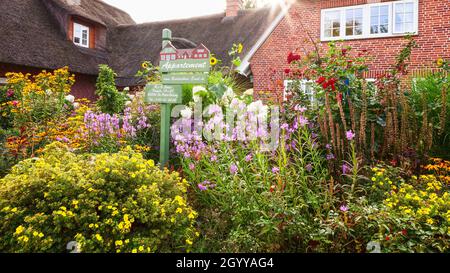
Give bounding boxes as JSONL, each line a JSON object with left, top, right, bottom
{"left": 370, "top": 5, "right": 390, "bottom": 34}
{"left": 284, "top": 80, "right": 315, "bottom": 106}
{"left": 393, "top": 1, "right": 416, "bottom": 33}
{"left": 345, "top": 8, "right": 363, "bottom": 36}
{"left": 321, "top": 0, "right": 418, "bottom": 41}
{"left": 73, "top": 22, "right": 89, "bottom": 48}
{"left": 323, "top": 10, "right": 341, "bottom": 38}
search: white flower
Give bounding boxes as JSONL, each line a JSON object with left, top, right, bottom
{"left": 65, "top": 95, "right": 75, "bottom": 103}
{"left": 123, "top": 87, "right": 130, "bottom": 92}
{"left": 180, "top": 107, "right": 193, "bottom": 119}
{"left": 128, "top": 94, "right": 135, "bottom": 100}
{"left": 243, "top": 89, "right": 254, "bottom": 96}
{"left": 46, "top": 89, "right": 52, "bottom": 95}
{"left": 125, "top": 101, "right": 132, "bottom": 106}
{"left": 73, "top": 102, "right": 80, "bottom": 109}
{"left": 222, "top": 87, "right": 235, "bottom": 100}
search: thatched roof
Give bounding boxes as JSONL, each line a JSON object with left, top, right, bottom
{"left": 0, "top": 0, "right": 114, "bottom": 75}
{"left": 0, "top": 0, "right": 284, "bottom": 86}
{"left": 109, "top": 7, "right": 282, "bottom": 86}
{"left": 47, "top": 0, "right": 135, "bottom": 26}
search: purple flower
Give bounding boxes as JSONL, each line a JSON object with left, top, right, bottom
{"left": 210, "top": 155, "right": 218, "bottom": 162}
{"left": 281, "top": 123, "right": 289, "bottom": 130}
{"left": 326, "top": 154, "right": 335, "bottom": 160}
{"left": 340, "top": 205, "right": 349, "bottom": 212}
{"left": 245, "top": 154, "right": 253, "bottom": 162}
{"left": 272, "top": 167, "right": 280, "bottom": 174}
{"left": 342, "top": 164, "right": 351, "bottom": 175}
{"left": 294, "top": 105, "right": 307, "bottom": 113}
{"left": 299, "top": 116, "right": 309, "bottom": 127}
{"left": 230, "top": 163, "right": 238, "bottom": 175}
{"left": 326, "top": 144, "right": 332, "bottom": 150}
{"left": 305, "top": 163, "right": 313, "bottom": 172}
{"left": 346, "top": 130, "right": 356, "bottom": 141}
{"left": 189, "top": 163, "right": 195, "bottom": 171}
{"left": 198, "top": 184, "right": 208, "bottom": 191}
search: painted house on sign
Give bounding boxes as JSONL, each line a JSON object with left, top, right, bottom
{"left": 160, "top": 43, "right": 210, "bottom": 61}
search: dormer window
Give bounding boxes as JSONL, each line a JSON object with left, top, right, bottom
{"left": 73, "top": 22, "right": 89, "bottom": 48}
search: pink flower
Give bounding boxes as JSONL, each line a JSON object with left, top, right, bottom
{"left": 294, "top": 105, "right": 307, "bottom": 113}
{"left": 11, "top": 101, "right": 19, "bottom": 107}
{"left": 245, "top": 154, "right": 253, "bottom": 162}
{"left": 198, "top": 184, "right": 208, "bottom": 191}
{"left": 346, "top": 130, "right": 355, "bottom": 141}
{"left": 340, "top": 205, "right": 349, "bottom": 212}
{"left": 272, "top": 167, "right": 280, "bottom": 174}
{"left": 6, "top": 89, "right": 14, "bottom": 98}
{"left": 299, "top": 116, "right": 309, "bottom": 127}
{"left": 342, "top": 164, "right": 351, "bottom": 175}
{"left": 189, "top": 163, "right": 195, "bottom": 171}
{"left": 230, "top": 163, "right": 238, "bottom": 175}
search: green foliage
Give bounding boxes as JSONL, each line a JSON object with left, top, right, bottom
{"left": 95, "top": 65, "right": 127, "bottom": 114}
{"left": 0, "top": 142, "right": 198, "bottom": 253}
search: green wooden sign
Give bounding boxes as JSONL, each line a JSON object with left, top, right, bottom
{"left": 160, "top": 59, "right": 210, "bottom": 73}
{"left": 162, "top": 73, "right": 208, "bottom": 85}
{"left": 144, "top": 84, "right": 182, "bottom": 104}
{"left": 147, "top": 28, "right": 210, "bottom": 169}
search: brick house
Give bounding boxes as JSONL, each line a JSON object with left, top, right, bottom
{"left": 0, "top": 0, "right": 282, "bottom": 98}
{"left": 1, "top": 0, "right": 448, "bottom": 101}
{"left": 245, "top": 0, "right": 450, "bottom": 100}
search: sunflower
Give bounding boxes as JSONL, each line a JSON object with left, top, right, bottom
{"left": 141, "top": 62, "right": 149, "bottom": 69}
{"left": 437, "top": 58, "right": 444, "bottom": 68}
{"left": 238, "top": 43, "right": 243, "bottom": 54}
{"left": 210, "top": 57, "right": 218, "bottom": 66}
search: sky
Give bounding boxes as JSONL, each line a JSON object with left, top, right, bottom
{"left": 103, "top": 0, "right": 276, "bottom": 23}
{"left": 103, "top": 0, "right": 227, "bottom": 23}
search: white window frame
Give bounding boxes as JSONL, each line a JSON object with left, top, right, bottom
{"left": 321, "top": 0, "right": 418, "bottom": 41}
{"left": 73, "top": 22, "right": 90, "bottom": 48}
{"left": 283, "top": 80, "right": 315, "bottom": 106}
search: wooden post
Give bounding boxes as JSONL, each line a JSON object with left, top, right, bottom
{"left": 160, "top": 28, "right": 172, "bottom": 169}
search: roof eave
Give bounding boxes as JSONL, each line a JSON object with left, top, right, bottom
{"left": 236, "top": 2, "right": 292, "bottom": 76}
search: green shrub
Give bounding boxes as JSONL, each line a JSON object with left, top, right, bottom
{"left": 96, "top": 65, "right": 127, "bottom": 114}
{"left": 0, "top": 142, "right": 198, "bottom": 253}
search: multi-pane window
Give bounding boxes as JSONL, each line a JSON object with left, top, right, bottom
{"left": 323, "top": 10, "right": 341, "bottom": 38}
{"left": 394, "top": 1, "right": 415, "bottom": 33}
{"left": 321, "top": 0, "right": 418, "bottom": 41}
{"left": 73, "top": 23, "right": 89, "bottom": 48}
{"left": 370, "top": 5, "right": 390, "bottom": 34}
{"left": 345, "top": 8, "right": 363, "bottom": 36}
{"left": 283, "top": 80, "right": 315, "bottom": 106}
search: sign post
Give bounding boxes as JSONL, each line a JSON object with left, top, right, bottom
{"left": 145, "top": 28, "right": 210, "bottom": 169}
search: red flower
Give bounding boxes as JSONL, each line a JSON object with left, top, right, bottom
{"left": 342, "top": 48, "right": 348, "bottom": 56}
{"left": 270, "top": 185, "right": 276, "bottom": 193}
{"left": 287, "top": 52, "right": 301, "bottom": 64}
{"left": 284, "top": 68, "right": 291, "bottom": 74}
{"left": 385, "top": 236, "right": 390, "bottom": 241}
{"left": 316, "top": 76, "right": 326, "bottom": 84}
{"left": 337, "top": 92, "right": 343, "bottom": 102}
{"left": 401, "top": 229, "right": 408, "bottom": 236}
{"left": 11, "top": 100, "right": 19, "bottom": 107}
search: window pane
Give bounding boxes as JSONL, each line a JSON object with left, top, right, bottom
{"left": 324, "top": 10, "right": 341, "bottom": 37}
{"left": 405, "top": 3, "right": 414, "bottom": 13}
{"left": 404, "top": 12, "right": 414, "bottom": 23}
{"left": 74, "top": 37, "right": 80, "bottom": 44}
{"left": 404, "top": 22, "right": 414, "bottom": 32}
{"left": 380, "top": 5, "right": 389, "bottom": 15}
{"left": 381, "top": 15, "right": 389, "bottom": 25}
{"left": 380, "top": 25, "right": 388, "bottom": 33}
{"left": 346, "top": 27, "right": 353, "bottom": 36}
{"left": 333, "top": 28, "right": 340, "bottom": 37}
{"left": 371, "top": 6, "right": 379, "bottom": 17}
{"left": 371, "top": 25, "right": 379, "bottom": 34}
{"left": 395, "top": 22, "right": 403, "bottom": 33}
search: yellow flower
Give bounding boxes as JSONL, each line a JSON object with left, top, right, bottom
{"left": 132, "top": 249, "right": 138, "bottom": 253}
{"left": 104, "top": 168, "right": 111, "bottom": 173}
{"left": 15, "top": 225, "right": 25, "bottom": 235}
{"left": 141, "top": 62, "right": 149, "bottom": 69}
{"left": 176, "top": 208, "right": 183, "bottom": 214}
{"left": 139, "top": 246, "right": 144, "bottom": 252}
{"left": 210, "top": 57, "right": 218, "bottom": 66}
{"left": 426, "top": 218, "right": 434, "bottom": 225}
{"left": 437, "top": 58, "right": 444, "bottom": 67}
{"left": 115, "top": 240, "right": 123, "bottom": 247}
{"left": 238, "top": 43, "right": 243, "bottom": 54}
{"left": 186, "top": 239, "right": 193, "bottom": 245}
{"left": 33, "top": 231, "right": 39, "bottom": 237}
{"left": 38, "top": 233, "right": 44, "bottom": 238}
{"left": 95, "top": 234, "right": 103, "bottom": 242}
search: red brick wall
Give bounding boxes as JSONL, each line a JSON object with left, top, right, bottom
{"left": 250, "top": 0, "right": 450, "bottom": 100}
{"left": 0, "top": 63, "right": 97, "bottom": 101}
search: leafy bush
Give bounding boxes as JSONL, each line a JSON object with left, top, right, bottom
{"left": 0, "top": 142, "right": 198, "bottom": 253}
{"left": 95, "top": 65, "right": 127, "bottom": 114}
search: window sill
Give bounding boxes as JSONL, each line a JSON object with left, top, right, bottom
{"left": 321, "top": 32, "right": 418, "bottom": 42}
